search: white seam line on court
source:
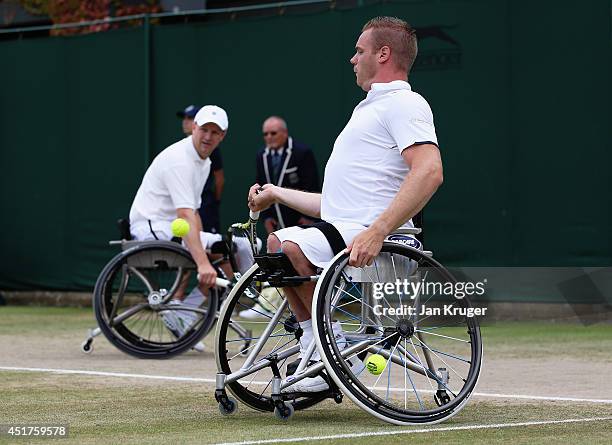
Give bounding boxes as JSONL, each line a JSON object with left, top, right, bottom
{"left": 213, "top": 417, "right": 612, "bottom": 445}
{"left": 2, "top": 366, "right": 612, "bottom": 404}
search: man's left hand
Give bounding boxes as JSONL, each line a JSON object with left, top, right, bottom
{"left": 345, "top": 226, "right": 386, "bottom": 267}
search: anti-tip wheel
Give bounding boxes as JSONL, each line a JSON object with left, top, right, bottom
{"left": 274, "top": 402, "right": 294, "bottom": 421}
{"left": 434, "top": 390, "right": 451, "bottom": 407}
{"left": 81, "top": 340, "right": 93, "bottom": 354}
{"left": 219, "top": 397, "right": 238, "bottom": 416}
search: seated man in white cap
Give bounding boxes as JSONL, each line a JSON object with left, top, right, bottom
{"left": 128, "top": 105, "right": 230, "bottom": 352}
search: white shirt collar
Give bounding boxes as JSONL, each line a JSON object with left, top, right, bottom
{"left": 266, "top": 136, "right": 293, "bottom": 156}
{"left": 368, "top": 80, "right": 412, "bottom": 96}
{"left": 269, "top": 147, "right": 284, "bottom": 156}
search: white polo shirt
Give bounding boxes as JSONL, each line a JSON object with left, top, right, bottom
{"left": 129, "top": 136, "right": 211, "bottom": 236}
{"left": 321, "top": 80, "right": 438, "bottom": 228}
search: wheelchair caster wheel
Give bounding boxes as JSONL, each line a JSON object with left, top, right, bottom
{"left": 274, "top": 402, "right": 294, "bottom": 421}
{"left": 434, "top": 390, "right": 451, "bottom": 407}
{"left": 333, "top": 393, "right": 343, "bottom": 404}
{"left": 81, "top": 339, "right": 93, "bottom": 354}
{"left": 219, "top": 397, "right": 238, "bottom": 416}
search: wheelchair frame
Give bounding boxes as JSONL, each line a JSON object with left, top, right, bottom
{"left": 214, "top": 228, "right": 483, "bottom": 424}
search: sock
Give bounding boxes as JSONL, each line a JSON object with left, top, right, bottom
{"left": 298, "top": 319, "right": 314, "bottom": 358}
{"left": 183, "top": 287, "right": 205, "bottom": 307}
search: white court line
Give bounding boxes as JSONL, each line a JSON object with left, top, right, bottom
{"left": 214, "top": 417, "right": 612, "bottom": 445}
{"left": 1, "top": 366, "right": 612, "bottom": 404}
{"left": 0, "top": 366, "right": 216, "bottom": 383}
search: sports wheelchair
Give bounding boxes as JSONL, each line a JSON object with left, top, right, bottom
{"left": 214, "top": 215, "right": 483, "bottom": 425}
{"left": 81, "top": 218, "right": 254, "bottom": 359}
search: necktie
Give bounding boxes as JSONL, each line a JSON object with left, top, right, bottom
{"left": 271, "top": 151, "right": 282, "bottom": 183}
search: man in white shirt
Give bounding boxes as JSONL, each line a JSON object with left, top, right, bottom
{"left": 248, "top": 16, "right": 443, "bottom": 391}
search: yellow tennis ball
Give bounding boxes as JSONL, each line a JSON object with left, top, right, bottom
{"left": 171, "top": 218, "right": 190, "bottom": 237}
{"left": 366, "top": 354, "right": 387, "bottom": 375}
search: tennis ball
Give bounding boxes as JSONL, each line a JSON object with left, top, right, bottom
{"left": 171, "top": 218, "right": 190, "bottom": 237}
{"left": 366, "top": 354, "right": 387, "bottom": 375}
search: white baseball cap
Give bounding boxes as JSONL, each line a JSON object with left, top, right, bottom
{"left": 194, "top": 105, "right": 229, "bottom": 131}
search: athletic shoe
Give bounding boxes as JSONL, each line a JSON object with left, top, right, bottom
{"left": 287, "top": 321, "right": 346, "bottom": 375}
{"left": 238, "top": 303, "right": 274, "bottom": 320}
{"left": 282, "top": 324, "right": 363, "bottom": 392}
{"left": 238, "top": 286, "right": 282, "bottom": 320}
{"left": 192, "top": 341, "right": 205, "bottom": 353}
{"left": 282, "top": 373, "right": 329, "bottom": 393}
{"left": 160, "top": 300, "right": 198, "bottom": 338}
{"left": 160, "top": 300, "right": 205, "bottom": 352}
{"left": 282, "top": 359, "right": 364, "bottom": 393}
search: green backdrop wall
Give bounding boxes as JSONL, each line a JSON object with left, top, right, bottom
{"left": 1, "top": 0, "right": 610, "bottom": 295}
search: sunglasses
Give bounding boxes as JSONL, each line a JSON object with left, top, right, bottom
{"left": 263, "top": 131, "right": 278, "bottom": 136}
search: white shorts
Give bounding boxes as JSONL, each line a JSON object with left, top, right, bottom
{"left": 272, "top": 222, "right": 366, "bottom": 268}
{"left": 273, "top": 222, "right": 423, "bottom": 269}
{"left": 130, "top": 220, "right": 222, "bottom": 249}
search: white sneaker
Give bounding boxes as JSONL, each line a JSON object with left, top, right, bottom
{"left": 238, "top": 303, "right": 274, "bottom": 320}
{"left": 192, "top": 341, "right": 205, "bottom": 353}
{"left": 161, "top": 300, "right": 198, "bottom": 338}
{"left": 282, "top": 359, "right": 364, "bottom": 393}
{"left": 239, "top": 286, "right": 283, "bottom": 320}
{"left": 282, "top": 374, "right": 329, "bottom": 393}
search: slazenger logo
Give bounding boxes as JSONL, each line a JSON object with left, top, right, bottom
{"left": 386, "top": 235, "right": 422, "bottom": 250}
{"left": 413, "top": 25, "right": 462, "bottom": 71}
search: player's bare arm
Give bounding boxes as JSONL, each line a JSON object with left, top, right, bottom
{"left": 347, "top": 143, "right": 443, "bottom": 267}
{"left": 176, "top": 207, "right": 217, "bottom": 287}
{"left": 248, "top": 183, "right": 322, "bottom": 218}
{"left": 214, "top": 169, "right": 225, "bottom": 201}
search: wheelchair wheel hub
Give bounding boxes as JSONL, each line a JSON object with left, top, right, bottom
{"left": 382, "top": 319, "right": 415, "bottom": 349}
{"left": 396, "top": 318, "right": 415, "bottom": 338}
{"left": 147, "top": 289, "right": 167, "bottom": 307}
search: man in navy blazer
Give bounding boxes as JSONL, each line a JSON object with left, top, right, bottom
{"left": 255, "top": 116, "right": 321, "bottom": 234}
{"left": 241, "top": 116, "right": 320, "bottom": 320}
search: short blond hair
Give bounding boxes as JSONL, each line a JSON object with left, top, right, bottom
{"left": 362, "top": 16, "right": 418, "bottom": 73}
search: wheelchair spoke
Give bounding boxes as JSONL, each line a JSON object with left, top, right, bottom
{"left": 341, "top": 330, "right": 400, "bottom": 372}
{"left": 256, "top": 286, "right": 284, "bottom": 312}
{"left": 404, "top": 338, "right": 407, "bottom": 409}
{"left": 384, "top": 338, "right": 401, "bottom": 401}
{"left": 345, "top": 268, "right": 397, "bottom": 323}
{"left": 129, "top": 309, "right": 149, "bottom": 339}
{"left": 332, "top": 284, "right": 397, "bottom": 325}
{"left": 227, "top": 326, "right": 287, "bottom": 361}
{"left": 397, "top": 337, "right": 425, "bottom": 410}
{"left": 389, "top": 254, "right": 404, "bottom": 309}
{"left": 415, "top": 329, "right": 471, "bottom": 343}
{"left": 235, "top": 299, "right": 292, "bottom": 326}
{"left": 146, "top": 310, "right": 155, "bottom": 341}
{"left": 412, "top": 335, "right": 467, "bottom": 387}
{"left": 409, "top": 337, "right": 437, "bottom": 395}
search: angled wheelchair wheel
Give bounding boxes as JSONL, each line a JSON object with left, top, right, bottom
{"left": 93, "top": 241, "right": 219, "bottom": 359}
{"left": 312, "top": 242, "right": 483, "bottom": 425}
{"left": 215, "top": 263, "right": 328, "bottom": 412}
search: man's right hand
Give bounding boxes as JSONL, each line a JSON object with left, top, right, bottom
{"left": 197, "top": 262, "right": 217, "bottom": 289}
{"left": 248, "top": 183, "right": 277, "bottom": 212}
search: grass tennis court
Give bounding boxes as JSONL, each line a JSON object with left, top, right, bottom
{"left": 1, "top": 307, "right": 611, "bottom": 444}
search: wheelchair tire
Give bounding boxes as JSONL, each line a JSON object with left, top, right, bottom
{"left": 312, "top": 242, "right": 483, "bottom": 425}
{"left": 93, "top": 241, "right": 219, "bottom": 359}
{"left": 215, "top": 263, "right": 328, "bottom": 412}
